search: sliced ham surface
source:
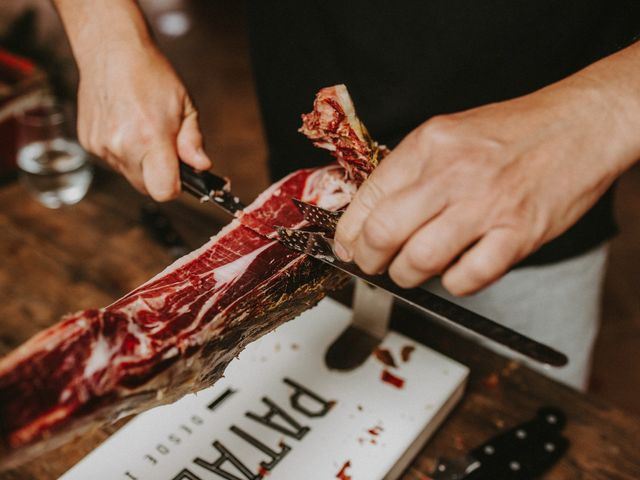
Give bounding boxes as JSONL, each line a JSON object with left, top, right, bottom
{"left": 0, "top": 84, "right": 386, "bottom": 469}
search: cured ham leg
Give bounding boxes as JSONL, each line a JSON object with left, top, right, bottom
{"left": 0, "top": 85, "right": 387, "bottom": 469}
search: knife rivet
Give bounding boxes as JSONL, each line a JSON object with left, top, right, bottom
{"left": 544, "top": 442, "right": 556, "bottom": 452}
{"left": 546, "top": 414, "right": 558, "bottom": 425}
{"left": 509, "top": 461, "right": 521, "bottom": 471}
{"left": 483, "top": 445, "right": 495, "bottom": 455}
{"left": 515, "top": 429, "right": 527, "bottom": 439}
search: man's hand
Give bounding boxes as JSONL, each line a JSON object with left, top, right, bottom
{"left": 334, "top": 44, "right": 640, "bottom": 296}
{"left": 77, "top": 44, "right": 210, "bottom": 200}
{"left": 54, "top": 0, "right": 211, "bottom": 201}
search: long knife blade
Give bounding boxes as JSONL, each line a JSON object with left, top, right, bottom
{"left": 333, "top": 262, "right": 568, "bottom": 366}
{"left": 275, "top": 226, "right": 568, "bottom": 367}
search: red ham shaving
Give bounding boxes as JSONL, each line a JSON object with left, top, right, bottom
{"left": 0, "top": 84, "right": 383, "bottom": 468}
{"left": 300, "top": 84, "right": 389, "bottom": 184}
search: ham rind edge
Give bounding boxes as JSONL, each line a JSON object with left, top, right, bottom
{"left": 0, "top": 84, "right": 386, "bottom": 469}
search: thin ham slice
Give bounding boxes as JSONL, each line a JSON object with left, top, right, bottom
{"left": 299, "top": 84, "right": 389, "bottom": 184}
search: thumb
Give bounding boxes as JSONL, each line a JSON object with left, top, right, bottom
{"left": 177, "top": 98, "right": 212, "bottom": 170}
{"left": 141, "top": 141, "right": 181, "bottom": 202}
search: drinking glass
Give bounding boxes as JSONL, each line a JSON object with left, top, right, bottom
{"left": 16, "top": 100, "right": 93, "bottom": 208}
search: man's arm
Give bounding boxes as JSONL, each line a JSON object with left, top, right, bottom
{"left": 334, "top": 41, "right": 640, "bottom": 295}
{"left": 53, "top": 0, "right": 211, "bottom": 200}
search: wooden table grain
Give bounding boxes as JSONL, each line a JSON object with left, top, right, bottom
{"left": 1, "top": 169, "right": 639, "bottom": 480}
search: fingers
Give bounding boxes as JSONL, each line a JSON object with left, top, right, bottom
{"left": 351, "top": 182, "right": 447, "bottom": 274}
{"left": 104, "top": 100, "right": 208, "bottom": 201}
{"left": 334, "top": 174, "right": 387, "bottom": 260}
{"left": 144, "top": 99, "right": 209, "bottom": 200}
{"left": 334, "top": 137, "right": 425, "bottom": 260}
{"left": 106, "top": 140, "right": 180, "bottom": 201}
{"left": 104, "top": 150, "right": 147, "bottom": 194}
{"left": 442, "top": 228, "right": 522, "bottom": 296}
{"left": 177, "top": 99, "right": 212, "bottom": 170}
{"left": 140, "top": 140, "right": 181, "bottom": 201}
{"left": 387, "top": 207, "right": 482, "bottom": 287}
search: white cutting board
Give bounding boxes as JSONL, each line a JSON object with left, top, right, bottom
{"left": 62, "top": 298, "right": 468, "bottom": 480}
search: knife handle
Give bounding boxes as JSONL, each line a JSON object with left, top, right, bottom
{"left": 179, "top": 162, "right": 226, "bottom": 199}
{"left": 466, "top": 407, "right": 568, "bottom": 479}
{"left": 179, "top": 162, "right": 245, "bottom": 214}
{"left": 432, "top": 407, "right": 568, "bottom": 479}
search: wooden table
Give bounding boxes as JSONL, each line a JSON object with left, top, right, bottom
{"left": 1, "top": 169, "right": 639, "bottom": 479}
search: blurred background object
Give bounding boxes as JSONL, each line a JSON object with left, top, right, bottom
{"left": 0, "top": 0, "right": 637, "bottom": 415}
{"left": 0, "top": 49, "right": 49, "bottom": 181}
{"left": 16, "top": 100, "right": 92, "bottom": 208}
{"left": 0, "top": 1, "right": 71, "bottom": 183}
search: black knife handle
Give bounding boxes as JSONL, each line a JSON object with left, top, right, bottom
{"left": 467, "top": 407, "right": 568, "bottom": 480}
{"left": 179, "top": 162, "right": 245, "bottom": 214}
{"left": 179, "top": 162, "right": 225, "bottom": 198}
{"left": 432, "top": 407, "right": 568, "bottom": 480}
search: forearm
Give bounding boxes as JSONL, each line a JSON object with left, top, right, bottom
{"left": 52, "top": 0, "right": 154, "bottom": 68}
{"left": 554, "top": 41, "right": 640, "bottom": 177}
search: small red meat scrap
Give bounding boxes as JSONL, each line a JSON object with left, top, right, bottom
{"left": 381, "top": 369, "right": 405, "bottom": 389}
{"left": 400, "top": 345, "right": 415, "bottom": 363}
{"left": 336, "top": 460, "right": 352, "bottom": 480}
{"left": 373, "top": 347, "right": 397, "bottom": 368}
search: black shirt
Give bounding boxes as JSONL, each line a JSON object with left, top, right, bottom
{"left": 247, "top": 0, "right": 640, "bottom": 266}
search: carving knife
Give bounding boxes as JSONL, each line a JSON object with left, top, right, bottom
{"left": 275, "top": 224, "right": 568, "bottom": 367}
{"left": 179, "top": 162, "right": 245, "bottom": 215}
